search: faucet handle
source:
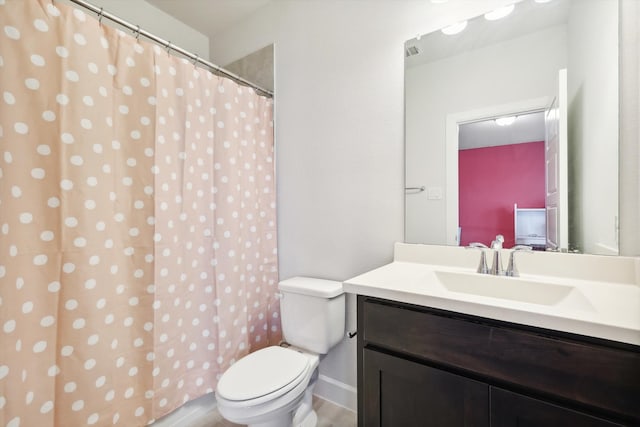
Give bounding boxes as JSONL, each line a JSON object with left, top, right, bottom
{"left": 467, "top": 242, "right": 489, "bottom": 274}
{"left": 505, "top": 245, "right": 533, "bottom": 277}
{"left": 468, "top": 242, "right": 488, "bottom": 249}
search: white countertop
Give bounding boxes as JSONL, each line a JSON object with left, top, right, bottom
{"left": 343, "top": 243, "right": 640, "bottom": 346}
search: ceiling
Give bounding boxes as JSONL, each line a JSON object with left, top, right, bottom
{"left": 459, "top": 111, "right": 546, "bottom": 150}
{"left": 146, "top": 0, "right": 272, "bottom": 37}
{"left": 405, "top": 0, "right": 570, "bottom": 68}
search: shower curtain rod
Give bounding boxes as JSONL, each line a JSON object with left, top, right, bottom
{"left": 65, "top": 0, "right": 274, "bottom": 98}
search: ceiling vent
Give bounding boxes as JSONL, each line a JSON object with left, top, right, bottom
{"left": 405, "top": 45, "right": 420, "bottom": 57}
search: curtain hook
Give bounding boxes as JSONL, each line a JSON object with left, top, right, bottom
{"left": 166, "top": 41, "right": 172, "bottom": 56}
{"left": 98, "top": 7, "right": 104, "bottom": 24}
{"left": 193, "top": 54, "right": 199, "bottom": 67}
{"left": 134, "top": 24, "right": 141, "bottom": 40}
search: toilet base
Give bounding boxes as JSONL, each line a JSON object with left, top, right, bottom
{"left": 297, "top": 409, "right": 317, "bottom": 427}
{"left": 246, "top": 409, "right": 317, "bottom": 427}
{"left": 244, "top": 407, "right": 317, "bottom": 427}
{"left": 292, "top": 369, "right": 318, "bottom": 427}
{"left": 245, "top": 369, "right": 319, "bottom": 427}
{"left": 247, "top": 412, "right": 293, "bottom": 427}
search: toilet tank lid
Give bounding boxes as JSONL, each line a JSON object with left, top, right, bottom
{"left": 278, "top": 277, "right": 343, "bottom": 298}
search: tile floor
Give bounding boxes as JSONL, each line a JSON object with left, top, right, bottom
{"left": 207, "top": 396, "right": 357, "bottom": 427}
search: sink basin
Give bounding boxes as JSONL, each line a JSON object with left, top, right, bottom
{"left": 435, "top": 271, "right": 595, "bottom": 311}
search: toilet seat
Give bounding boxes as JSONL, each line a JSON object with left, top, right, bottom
{"left": 216, "top": 346, "right": 310, "bottom": 406}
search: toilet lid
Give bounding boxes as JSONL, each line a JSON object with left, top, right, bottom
{"left": 217, "top": 346, "right": 309, "bottom": 401}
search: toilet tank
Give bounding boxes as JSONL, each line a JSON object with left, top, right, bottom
{"left": 278, "top": 277, "right": 345, "bottom": 354}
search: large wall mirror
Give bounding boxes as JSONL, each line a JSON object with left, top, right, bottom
{"left": 405, "top": 0, "right": 620, "bottom": 255}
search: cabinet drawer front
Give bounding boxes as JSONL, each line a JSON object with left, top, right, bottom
{"left": 491, "top": 387, "right": 624, "bottom": 427}
{"left": 363, "top": 349, "right": 489, "bottom": 427}
{"left": 361, "top": 297, "right": 640, "bottom": 422}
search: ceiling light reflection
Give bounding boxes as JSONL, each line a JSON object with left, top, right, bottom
{"left": 484, "top": 4, "right": 515, "bottom": 21}
{"left": 441, "top": 20, "right": 468, "bottom": 35}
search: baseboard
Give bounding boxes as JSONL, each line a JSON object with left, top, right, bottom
{"left": 313, "top": 374, "right": 358, "bottom": 412}
{"left": 150, "top": 392, "right": 217, "bottom": 427}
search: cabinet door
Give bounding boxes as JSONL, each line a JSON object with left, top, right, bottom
{"left": 362, "top": 349, "right": 489, "bottom": 427}
{"left": 491, "top": 388, "right": 624, "bottom": 427}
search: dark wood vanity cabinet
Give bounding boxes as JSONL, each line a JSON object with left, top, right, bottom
{"left": 357, "top": 296, "right": 640, "bottom": 427}
{"left": 363, "top": 349, "right": 489, "bottom": 426}
{"left": 490, "top": 388, "right": 623, "bottom": 427}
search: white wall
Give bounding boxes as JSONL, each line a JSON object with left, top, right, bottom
{"left": 59, "top": 0, "right": 210, "bottom": 60}
{"left": 566, "top": 0, "right": 619, "bottom": 255}
{"left": 208, "top": 0, "right": 516, "bottom": 410}
{"left": 405, "top": 25, "right": 567, "bottom": 245}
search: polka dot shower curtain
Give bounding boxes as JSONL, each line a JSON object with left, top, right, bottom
{"left": 0, "top": 1, "right": 280, "bottom": 426}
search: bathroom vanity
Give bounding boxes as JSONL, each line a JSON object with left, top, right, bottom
{"left": 344, "top": 244, "right": 640, "bottom": 426}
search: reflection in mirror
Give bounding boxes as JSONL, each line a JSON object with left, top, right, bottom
{"left": 404, "top": 0, "right": 619, "bottom": 255}
{"left": 458, "top": 111, "right": 546, "bottom": 249}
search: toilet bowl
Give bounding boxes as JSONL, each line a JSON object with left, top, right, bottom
{"left": 216, "top": 346, "right": 319, "bottom": 427}
{"left": 215, "top": 277, "right": 345, "bottom": 427}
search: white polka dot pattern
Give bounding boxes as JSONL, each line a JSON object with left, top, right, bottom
{"left": 0, "top": 1, "right": 279, "bottom": 426}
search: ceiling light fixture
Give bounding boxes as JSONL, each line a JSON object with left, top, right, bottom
{"left": 495, "top": 116, "right": 517, "bottom": 126}
{"left": 484, "top": 4, "right": 515, "bottom": 21}
{"left": 441, "top": 20, "right": 467, "bottom": 35}
{"left": 534, "top": 0, "right": 554, "bottom": 3}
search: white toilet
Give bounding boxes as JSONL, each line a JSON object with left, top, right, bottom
{"left": 215, "top": 277, "right": 346, "bottom": 427}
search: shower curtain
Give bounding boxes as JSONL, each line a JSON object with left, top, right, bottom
{"left": 0, "top": 1, "right": 280, "bottom": 426}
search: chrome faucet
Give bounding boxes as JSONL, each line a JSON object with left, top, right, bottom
{"left": 505, "top": 245, "right": 533, "bottom": 277}
{"left": 469, "top": 238, "right": 533, "bottom": 277}
{"left": 467, "top": 242, "right": 489, "bottom": 274}
{"left": 489, "top": 235, "right": 505, "bottom": 275}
